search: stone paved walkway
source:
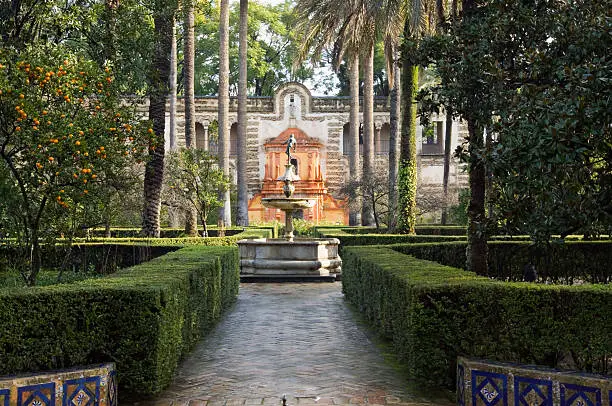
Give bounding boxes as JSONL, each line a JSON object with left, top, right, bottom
{"left": 129, "top": 283, "right": 452, "bottom": 406}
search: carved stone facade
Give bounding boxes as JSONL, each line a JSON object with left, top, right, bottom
{"left": 159, "top": 82, "right": 467, "bottom": 224}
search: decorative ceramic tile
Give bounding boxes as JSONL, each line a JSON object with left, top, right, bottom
{"left": 514, "top": 376, "right": 553, "bottom": 406}
{"left": 63, "top": 376, "right": 100, "bottom": 406}
{"left": 472, "top": 370, "right": 508, "bottom": 406}
{"left": 17, "top": 382, "right": 55, "bottom": 406}
{"left": 457, "top": 363, "right": 466, "bottom": 406}
{"left": 107, "top": 370, "right": 117, "bottom": 406}
{"left": 0, "top": 388, "right": 9, "bottom": 406}
{"left": 560, "top": 383, "right": 601, "bottom": 406}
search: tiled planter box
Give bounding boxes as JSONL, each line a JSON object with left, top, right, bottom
{"left": 457, "top": 357, "right": 611, "bottom": 406}
{"left": 0, "top": 363, "right": 116, "bottom": 406}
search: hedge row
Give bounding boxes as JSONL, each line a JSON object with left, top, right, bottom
{"left": 0, "top": 244, "right": 240, "bottom": 395}
{"left": 392, "top": 241, "right": 612, "bottom": 284}
{"left": 86, "top": 226, "right": 278, "bottom": 239}
{"left": 316, "top": 229, "right": 467, "bottom": 245}
{"left": 342, "top": 246, "right": 612, "bottom": 389}
{"left": 330, "top": 225, "right": 468, "bottom": 236}
{"left": 0, "top": 228, "right": 273, "bottom": 275}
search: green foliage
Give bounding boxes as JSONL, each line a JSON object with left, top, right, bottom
{"left": 291, "top": 219, "right": 316, "bottom": 237}
{"left": 317, "top": 229, "right": 466, "bottom": 248}
{"left": 165, "top": 148, "right": 230, "bottom": 236}
{"left": 342, "top": 247, "right": 612, "bottom": 389}
{"left": 419, "top": 0, "right": 612, "bottom": 242}
{"left": 393, "top": 241, "right": 612, "bottom": 284}
{"left": 0, "top": 45, "right": 151, "bottom": 284}
{"left": 397, "top": 65, "right": 419, "bottom": 234}
{"left": 447, "top": 189, "right": 469, "bottom": 226}
{"left": 0, "top": 245, "right": 240, "bottom": 395}
{"left": 191, "top": 0, "right": 321, "bottom": 96}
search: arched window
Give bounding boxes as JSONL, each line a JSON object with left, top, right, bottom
{"left": 196, "top": 122, "right": 207, "bottom": 150}
{"left": 230, "top": 123, "right": 238, "bottom": 157}
{"left": 377, "top": 123, "right": 391, "bottom": 155}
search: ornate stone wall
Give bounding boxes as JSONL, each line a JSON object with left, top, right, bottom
{"left": 152, "top": 82, "right": 467, "bottom": 224}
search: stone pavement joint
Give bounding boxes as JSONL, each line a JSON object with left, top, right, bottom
{"left": 128, "top": 284, "right": 452, "bottom": 406}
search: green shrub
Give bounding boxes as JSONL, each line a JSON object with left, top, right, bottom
{"left": 0, "top": 245, "right": 240, "bottom": 395}
{"left": 342, "top": 247, "right": 612, "bottom": 389}
{"left": 393, "top": 241, "right": 612, "bottom": 283}
{"left": 316, "top": 229, "right": 466, "bottom": 248}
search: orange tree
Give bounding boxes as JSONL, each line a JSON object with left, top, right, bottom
{"left": 0, "top": 45, "right": 152, "bottom": 285}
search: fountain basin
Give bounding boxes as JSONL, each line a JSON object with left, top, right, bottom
{"left": 237, "top": 238, "right": 341, "bottom": 282}
{"left": 261, "top": 197, "right": 315, "bottom": 210}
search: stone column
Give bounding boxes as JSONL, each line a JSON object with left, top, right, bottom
{"left": 203, "top": 126, "right": 209, "bottom": 151}
{"left": 375, "top": 124, "right": 382, "bottom": 155}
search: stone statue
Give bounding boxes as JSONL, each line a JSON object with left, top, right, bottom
{"left": 283, "top": 133, "right": 297, "bottom": 162}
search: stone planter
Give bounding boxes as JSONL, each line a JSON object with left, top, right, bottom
{"left": 457, "top": 357, "right": 612, "bottom": 406}
{"left": 0, "top": 363, "right": 117, "bottom": 406}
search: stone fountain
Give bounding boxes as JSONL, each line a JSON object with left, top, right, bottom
{"left": 237, "top": 134, "right": 341, "bottom": 282}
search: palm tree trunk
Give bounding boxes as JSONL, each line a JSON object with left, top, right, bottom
{"left": 143, "top": 3, "right": 175, "bottom": 238}
{"left": 466, "top": 118, "right": 488, "bottom": 274}
{"left": 388, "top": 47, "right": 401, "bottom": 231}
{"left": 361, "top": 44, "right": 375, "bottom": 226}
{"left": 184, "top": 0, "right": 198, "bottom": 236}
{"left": 348, "top": 54, "right": 361, "bottom": 226}
{"left": 169, "top": 20, "right": 178, "bottom": 151}
{"left": 236, "top": 0, "right": 249, "bottom": 226}
{"left": 183, "top": 0, "right": 196, "bottom": 149}
{"left": 441, "top": 109, "right": 452, "bottom": 224}
{"left": 168, "top": 19, "right": 180, "bottom": 228}
{"left": 397, "top": 59, "right": 418, "bottom": 234}
{"left": 218, "top": 0, "right": 232, "bottom": 227}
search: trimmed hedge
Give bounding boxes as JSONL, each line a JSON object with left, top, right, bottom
{"left": 316, "top": 229, "right": 466, "bottom": 246}
{"left": 87, "top": 226, "right": 278, "bottom": 239}
{"left": 0, "top": 245, "right": 240, "bottom": 395}
{"left": 393, "top": 241, "right": 612, "bottom": 284}
{"left": 342, "top": 246, "right": 612, "bottom": 389}
{"left": 0, "top": 228, "right": 273, "bottom": 276}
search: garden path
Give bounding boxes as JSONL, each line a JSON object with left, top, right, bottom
{"left": 128, "top": 283, "right": 452, "bottom": 406}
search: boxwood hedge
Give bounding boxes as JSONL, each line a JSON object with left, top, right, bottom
{"left": 0, "top": 244, "right": 240, "bottom": 395}
{"left": 393, "top": 241, "right": 612, "bottom": 284}
{"left": 342, "top": 246, "right": 612, "bottom": 389}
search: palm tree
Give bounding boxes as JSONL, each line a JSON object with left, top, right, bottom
{"left": 143, "top": 0, "right": 178, "bottom": 237}
{"left": 295, "top": 0, "right": 375, "bottom": 226}
{"left": 218, "top": 0, "right": 232, "bottom": 227}
{"left": 169, "top": 20, "right": 178, "bottom": 152}
{"left": 387, "top": 44, "right": 400, "bottom": 230}
{"left": 236, "top": 0, "right": 249, "bottom": 227}
{"left": 361, "top": 43, "right": 375, "bottom": 226}
{"left": 183, "top": 0, "right": 198, "bottom": 235}
{"left": 168, "top": 18, "right": 181, "bottom": 228}
{"left": 348, "top": 54, "right": 361, "bottom": 226}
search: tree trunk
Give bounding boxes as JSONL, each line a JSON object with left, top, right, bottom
{"left": 397, "top": 60, "right": 418, "bottom": 234}
{"left": 388, "top": 47, "right": 401, "bottom": 231}
{"left": 183, "top": 0, "right": 198, "bottom": 236}
{"left": 236, "top": 0, "right": 249, "bottom": 226}
{"left": 485, "top": 126, "right": 494, "bottom": 224}
{"left": 168, "top": 19, "right": 180, "bottom": 228}
{"left": 169, "top": 20, "right": 177, "bottom": 151}
{"left": 27, "top": 233, "right": 41, "bottom": 286}
{"left": 143, "top": 2, "right": 175, "bottom": 238}
{"left": 441, "top": 109, "right": 453, "bottom": 224}
{"left": 218, "top": 0, "right": 232, "bottom": 227}
{"left": 361, "top": 44, "right": 375, "bottom": 226}
{"left": 466, "top": 118, "right": 488, "bottom": 274}
{"left": 348, "top": 54, "right": 361, "bottom": 226}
